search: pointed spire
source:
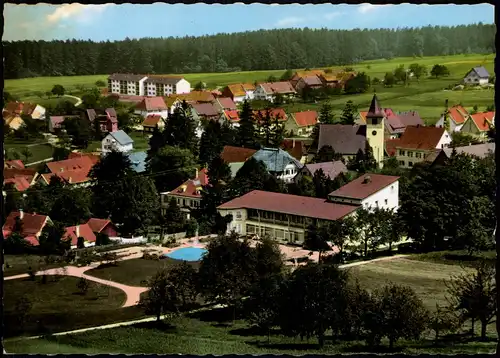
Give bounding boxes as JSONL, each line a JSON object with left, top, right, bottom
{"left": 366, "top": 94, "right": 384, "bottom": 119}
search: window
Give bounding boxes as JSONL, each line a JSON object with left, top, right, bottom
{"left": 275, "top": 229, "right": 285, "bottom": 239}
{"left": 408, "top": 151, "right": 413, "bottom": 158}
{"left": 246, "top": 224, "right": 256, "bottom": 234}
{"left": 415, "top": 152, "right": 422, "bottom": 159}
{"left": 399, "top": 160, "right": 405, "bottom": 166}
{"left": 399, "top": 150, "right": 405, "bottom": 156}
{"left": 409, "top": 162, "right": 414, "bottom": 167}
{"left": 384, "top": 199, "right": 388, "bottom": 205}
{"left": 236, "top": 211, "right": 242, "bottom": 219}
{"left": 375, "top": 200, "right": 379, "bottom": 207}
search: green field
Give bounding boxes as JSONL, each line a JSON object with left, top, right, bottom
{"left": 5, "top": 254, "right": 496, "bottom": 354}
{"left": 4, "top": 139, "right": 54, "bottom": 164}
{"left": 5, "top": 54, "right": 494, "bottom": 124}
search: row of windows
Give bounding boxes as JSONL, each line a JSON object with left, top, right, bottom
{"left": 399, "top": 160, "right": 414, "bottom": 167}
{"left": 398, "top": 150, "right": 423, "bottom": 158}
{"left": 246, "top": 224, "right": 304, "bottom": 242}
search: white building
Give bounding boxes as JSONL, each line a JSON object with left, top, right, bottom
{"left": 435, "top": 105, "right": 470, "bottom": 132}
{"left": 102, "top": 130, "right": 134, "bottom": 154}
{"left": 463, "top": 66, "right": 490, "bottom": 86}
{"left": 143, "top": 76, "right": 191, "bottom": 97}
{"left": 253, "top": 82, "right": 296, "bottom": 103}
{"left": 134, "top": 97, "right": 169, "bottom": 119}
{"left": 251, "top": 147, "right": 303, "bottom": 184}
{"left": 108, "top": 74, "right": 148, "bottom": 96}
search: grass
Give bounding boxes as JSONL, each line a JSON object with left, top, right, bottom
{"left": 4, "top": 139, "right": 54, "bottom": 164}
{"left": 4, "top": 254, "right": 68, "bottom": 277}
{"left": 85, "top": 257, "right": 200, "bottom": 287}
{"left": 5, "top": 53, "right": 494, "bottom": 124}
{"left": 406, "top": 250, "right": 496, "bottom": 268}
{"left": 3, "top": 275, "right": 130, "bottom": 338}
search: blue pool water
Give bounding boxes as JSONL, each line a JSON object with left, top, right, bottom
{"left": 164, "top": 247, "right": 207, "bottom": 262}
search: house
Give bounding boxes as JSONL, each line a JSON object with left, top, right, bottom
{"left": 127, "top": 151, "right": 148, "bottom": 173}
{"left": 435, "top": 105, "right": 470, "bottom": 132}
{"left": 290, "top": 70, "right": 326, "bottom": 88}
{"left": 430, "top": 142, "right": 495, "bottom": 166}
{"left": 67, "top": 152, "right": 100, "bottom": 165}
{"left": 296, "top": 161, "right": 348, "bottom": 183}
{"left": 85, "top": 108, "right": 119, "bottom": 133}
{"left": 160, "top": 168, "right": 208, "bottom": 219}
{"left": 4, "top": 101, "right": 46, "bottom": 120}
{"left": 392, "top": 125, "right": 452, "bottom": 168}
{"left": 3, "top": 112, "right": 24, "bottom": 131}
{"left": 48, "top": 115, "right": 81, "bottom": 133}
{"left": 5, "top": 160, "right": 26, "bottom": 170}
{"left": 460, "top": 111, "right": 495, "bottom": 140}
{"left": 191, "top": 103, "right": 221, "bottom": 122}
{"left": 281, "top": 139, "right": 308, "bottom": 164}
{"left": 4, "top": 161, "right": 37, "bottom": 192}
{"left": 39, "top": 155, "right": 97, "bottom": 186}
{"left": 253, "top": 108, "right": 288, "bottom": 124}
{"left": 214, "top": 97, "right": 237, "bottom": 112}
{"left": 142, "top": 75, "right": 191, "bottom": 96}
{"left": 220, "top": 110, "right": 241, "bottom": 128}
{"left": 142, "top": 114, "right": 165, "bottom": 133}
{"left": 295, "top": 75, "right": 324, "bottom": 93}
{"left": 101, "top": 130, "right": 134, "bottom": 154}
{"left": 463, "top": 66, "right": 490, "bottom": 85}
{"left": 357, "top": 109, "right": 424, "bottom": 139}
{"left": 108, "top": 74, "right": 148, "bottom": 96}
{"left": 64, "top": 223, "right": 97, "bottom": 248}
{"left": 2, "top": 210, "right": 51, "bottom": 246}
{"left": 220, "top": 145, "right": 257, "bottom": 177}
{"left": 251, "top": 147, "right": 304, "bottom": 183}
{"left": 134, "top": 97, "right": 169, "bottom": 119}
{"left": 328, "top": 173, "right": 400, "bottom": 211}
{"left": 221, "top": 83, "right": 256, "bottom": 102}
{"left": 285, "top": 110, "right": 318, "bottom": 137}
{"left": 86, "top": 218, "right": 119, "bottom": 237}
{"left": 165, "top": 91, "right": 217, "bottom": 114}
{"left": 315, "top": 95, "right": 386, "bottom": 167}
{"left": 253, "top": 82, "right": 296, "bottom": 103}
{"left": 217, "top": 190, "right": 359, "bottom": 244}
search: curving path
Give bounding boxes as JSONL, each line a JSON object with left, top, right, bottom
{"left": 63, "top": 94, "right": 82, "bottom": 106}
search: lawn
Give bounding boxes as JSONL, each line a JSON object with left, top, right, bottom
{"left": 85, "top": 256, "right": 200, "bottom": 287}
{"left": 4, "top": 254, "right": 68, "bottom": 277}
{"left": 3, "top": 275, "right": 131, "bottom": 338}
{"left": 4, "top": 139, "right": 54, "bottom": 164}
{"left": 5, "top": 53, "right": 494, "bottom": 124}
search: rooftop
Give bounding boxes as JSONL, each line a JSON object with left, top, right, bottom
{"left": 328, "top": 173, "right": 399, "bottom": 200}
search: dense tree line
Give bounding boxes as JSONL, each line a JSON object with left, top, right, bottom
{"left": 4, "top": 23, "right": 494, "bottom": 79}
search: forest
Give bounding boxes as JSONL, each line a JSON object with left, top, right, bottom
{"left": 3, "top": 23, "right": 495, "bottom": 79}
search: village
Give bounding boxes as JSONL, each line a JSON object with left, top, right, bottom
{"left": 2, "top": 4, "right": 497, "bottom": 354}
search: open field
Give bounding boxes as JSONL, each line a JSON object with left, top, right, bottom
{"left": 86, "top": 256, "right": 200, "bottom": 287}
{"left": 4, "top": 139, "right": 54, "bottom": 164}
{"left": 5, "top": 53, "right": 494, "bottom": 124}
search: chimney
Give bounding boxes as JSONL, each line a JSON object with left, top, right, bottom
{"left": 59, "top": 168, "right": 64, "bottom": 172}
{"left": 195, "top": 168, "right": 198, "bottom": 179}
{"left": 19, "top": 209, "right": 24, "bottom": 220}
{"left": 293, "top": 139, "right": 296, "bottom": 148}
{"left": 362, "top": 175, "right": 372, "bottom": 184}
{"left": 76, "top": 225, "right": 80, "bottom": 238}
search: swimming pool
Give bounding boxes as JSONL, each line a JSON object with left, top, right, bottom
{"left": 164, "top": 247, "right": 207, "bottom": 262}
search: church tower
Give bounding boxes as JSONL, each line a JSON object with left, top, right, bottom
{"left": 365, "top": 94, "right": 385, "bottom": 168}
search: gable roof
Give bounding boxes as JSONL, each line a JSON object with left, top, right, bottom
{"left": 107, "top": 130, "right": 134, "bottom": 146}
{"left": 294, "top": 70, "right": 326, "bottom": 78}
{"left": 136, "top": 97, "right": 168, "bottom": 111}
{"left": 442, "top": 142, "right": 495, "bottom": 159}
{"left": 300, "top": 76, "right": 323, "bottom": 86}
{"left": 281, "top": 139, "right": 307, "bottom": 161}
{"left": 3, "top": 167, "right": 37, "bottom": 180}
{"left": 318, "top": 124, "right": 367, "bottom": 155}
{"left": 220, "top": 146, "right": 257, "bottom": 163}
{"left": 226, "top": 83, "right": 255, "bottom": 97}
{"left": 108, "top": 73, "right": 147, "bottom": 82}
{"left": 396, "top": 125, "right": 446, "bottom": 151}
{"left": 192, "top": 102, "right": 220, "bottom": 117}
{"left": 397, "top": 111, "right": 424, "bottom": 127}
{"left": 329, "top": 173, "right": 399, "bottom": 200}
{"left": 47, "top": 156, "right": 94, "bottom": 174}
{"left": 127, "top": 151, "right": 148, "bottom": 173}
{"left": 5, "top": 160, "right": 25, "bottom": 170}
{"left": 3, "top": 211, "right": 48, "bottom": 238}
{"left": 144, "top": 75, "right": 184, "bottom": 85}
{"left": 67, "top": 152, "right": 100, "bottom": 165}
{"left": 64, "top": 223, "right": 96, "bottom": 246}
{"left": 447, "top": 105, "right": 469, "bottom": 124}
{"left": 218, "top": 190, "right": 358, "bottom": 222}
{"left": 168, "top": 168, "right": 208, "bottom": 198}
{"left": 385, "top": 138, "right": 401, "bottom": 157}
{"left": 87, "top": 218, "right": 114, "bottom": 233}
{"left": 259, "top": 81, "right": 296, "bottom": 95}
{"left": 293, "top": 111, "right": 318, "bottom": 127}
{"left": 142, "top": 114, "right": 163, "bottom": 127}
{"left": 251, "top": 147, "right": 304, "bottom": 172}
{"left": 468, "top": 66, "right": 490, "bottom": 79}
{"left": 223, "top": 110, "right": 241, "bottom": 122}
{"left": 304, "top": 161, "right": 348, "bottom": 181}
{"left": 4, "top": 176, "right": 32, "bottom": 191}
{"left": 216, "top": 97, "right": 237, "bottom": 110}
{"left": 166, "top": 91, "right": 216, "bottom": 106}
{"left": 468, "top": 111, "right": 495, "bottom": 132}
{"left": 253, "top": 108, "right": 288, "bottom": 122}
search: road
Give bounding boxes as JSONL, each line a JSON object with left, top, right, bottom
{"left": 63, "top": 94, "right": 82, "bottom": 106}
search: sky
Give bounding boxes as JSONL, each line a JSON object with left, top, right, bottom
{"left": 3, "top": 3, "right": 495, "bottom": 42}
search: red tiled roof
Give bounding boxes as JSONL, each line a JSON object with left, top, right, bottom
{"left": 220, "top": 146, "right": 257, "bottom": 163}
{"left": 4, "top": 176, "right": 32, "bottom": 191}
{"left": 396, "top": 125, "right": 446, "bottom": 151}
{"left": 142, "top": 114, "right": 162, "bottom": 127}
{"left": 3, "top": 211, "right": 48, "bottom": 238}
{"left": 301, "top": 76, "right": 323, "bottom": 87}
{"left": 259, "top": 81, "right": 296, "bottom": 95}
{"left": 47, "top": 156, "right": 94, "bottom": 174}
{"left": 293, "top": 111, "right": 318, "bottom": 127}
{"left": 67, "top": 152, "right": 100, "bottom": 165}
{"left": 281, "top": 140, "right": 307, "bottom": 161}
{"left": 87, "top": 218, "right": 113, "bottom": 233}
{"left": 192, "top": 103, "right": 220, "bottom": 117}
{"left": 328, "top": 173, "right": 400, "bottom": 200}
{"left": 469, "top": 111, "right": 495, "bottom": 132}
{"left": 385, "top": 138, "right": 401, "bottom": 157}
{"left": 169, "top": 168, "right": 209, "bottom": 198}
{"left": 64, "top": 223, "right": 96, "bottom": 246}
{"left": 223, "top": 110, "right": 241, "bottom": 122}
{"left": 217, "top": 97, "right": 237, "bottom": 110}
{"left": 24, "top": 236, "right": 39, "bottom": 246}
{"left": 3, "top": 167, "right": 36, "bottom": 180}
{"left": 447, "top": 105, "right": 469, "bottom": 124}
{"left": 5, "top": 160, "right": 25, "bottom": 169}
{"left": 136, "top": 96, "right": 167, "bottom": 111}
{"left": 218, "top": 190, "right": 358, "bottom": 221}
{"left": 226, "top": 83, "right": 255, "bottom": 97}
{"left": 253, "top": 108, "right": 287, "bottom": 122}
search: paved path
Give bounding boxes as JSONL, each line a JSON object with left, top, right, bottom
{"left": 63, "top": 94, "right": 82, "bottom": 106}
{"left": 25, "top": 157, "right": 54, "bottom": 167}
{"left": 339, "top": 254, "right": 409, "bottom": 269}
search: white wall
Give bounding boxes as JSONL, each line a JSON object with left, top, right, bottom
{"left": 138, "top": 78, "right": 147, "bottom": 96}
{"left": 176, "top": 79, "right": 191, "bottom": 94}
{"left": 102, "top": 136, "right": 134, "bottom": 154}
{"left": 436, "top": 130, "right": 452, "bottom": 149}
{"left": 218, "top": 208, "right": 248, "bottom": 235}
{"left": 277, "top": 163, "right": 300, "bottom": 183}
{"left": 135, "top": 109, "right": 169, "bottom": 119}
{"left": 436, "top": 116, "right": 463, "bottom": 132}
{"left": 233, "top": 96, "right": 245, "bottom": 103}
{"left": 360, "top": 181, "right": 399, "bottom": 211}
{"left": 245, "top": 90, "right": 255, "bottom": 100}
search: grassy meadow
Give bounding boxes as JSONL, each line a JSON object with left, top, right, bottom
{"left": 4, "top": 253, "right": 496, "bottom": 354}
{"left": 5, "top": 53, "right": 495, "bottom": 124}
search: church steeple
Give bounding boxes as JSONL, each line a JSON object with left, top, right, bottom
{"left": 366, "top": 94, "right": 384, "bottom": 119}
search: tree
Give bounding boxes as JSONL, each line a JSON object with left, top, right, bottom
{"left": 347, "top": 141, "right": 377, "bottom": 173}
{"left": 430, "top": 64, "right": 450, "bottom": 78}
{"left": 147, "top": 145, "right": 197, "bottom": 193}
{"left": 345, "top": 72, "right": 370, "bottom": 94}
{"left": 52, "top": 146, "right": 71, "bottom": 161}
{"left": 140, "top": 268, "right": 177, "bottom": 322}
{"left": 313, "top": 145, "right": 343, "bottom": 163}
{"left": 166, "top": 261, "right": 199, "bottom": 309}
{"left": 95, "top": 232, "right": 111, "bottom": 246}
{"left": 280, "top": 69, "right": 293, "bottom": 81}
{"left": 450, "top": 131, "right": 480, "bottom": 147}
{"left": 194, "top": 81, "right": 206, "bottom": 91}
{"left": 384, "top": 72, "right": 396, "bottom": 87}
{"left": 95, "top": 80, "right": 106, "bottom": 87}
{"left": 20, "top": 147, "right": 32, "bottom": 163}
{"left": 229, "top": 157, "right": 282, "bottom": 198}
{"left": 162, "top": 198, "right": 186, "bottom": 234}
{"left": 355, "top": 207, "right": 379, "bottom": 257}
{"left": 63, "top": 117, "right": 92, "bottom": 149}
{"left": 278, "top": 263, "right": 349, "bottom": 347}
{"left": 163, "top": 100, "right": 198, "bottom": 153}
{"left": 288, "top": 174, "right": 315, "bottom": 197}
{"left": 51, "top": 84, "right": 66, "bottom": 97}
{"left": 236, "top": 100, "right": 260, "bottom": 149}
{"left": 38, "top": 222, "right": 71, "bottom": 255}
{"left": 50, "top": 186, "right": 92, "bottom": 226}
{"left": 77, "top": 237, "right": 85, "bottom": 249}
{"left": 77, "top": 277, "right": 89, "bottom": 295}
{"left": 304, "top": 223, "right": 333, "bottom": 263}
{"left": 198, "top": 233, "right": 257, "bottom": 318}
{"left": 340, "top": 100, "right": 358, "bottom": 125}
{"left": 318, "top": 102, "right": 335, "bottom": 124}
{"left": 4, "top": 232, "right": 31, "bottom": 255}
{"left": 445, "top": 260, "right": 496, "bottom": 340}
{"left": 409, "top": 63, "right": 427, "bottom": 81}
{"left": 393, "top": 65, "right": 407, "bottom": 84}
{"left": 198, "top": 120, "right": 226, "bottom": 167}
{"left": 364, "top": 284, "right": 429, "bottom": 349}
{"left": 329, "top": 215, "right": 358, "bottom": 260}
{"left": 428, "top": 304, "right": 459, "bottom": 344}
